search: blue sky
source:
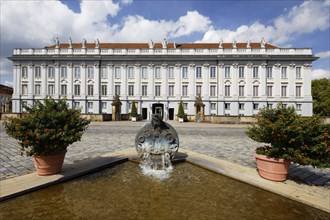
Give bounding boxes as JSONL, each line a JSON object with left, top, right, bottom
{"left": 1, "top": 0, "right": 329, "bottom": 86}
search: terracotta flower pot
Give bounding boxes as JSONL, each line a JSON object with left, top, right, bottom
{"left": 255, "top": 153, "right": 290, "bottom": 181}
{"left": 33, "top": 150, "right": 67, "bottom": 175}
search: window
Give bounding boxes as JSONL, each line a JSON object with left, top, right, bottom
{"left": 22, "top": 66, "right": 28, "bottom": 78}
{"left": 182, "top": 67, "right": 188, "bottom": 78}
{"left": 267, "top": 104, "right": 273, "bottom": 109}
{"left": 115, "top": 67, "right": 121, "bottom": 79}
{"left": 210, "top": 85, "right": 216, "bottom": 96}
{"left": 225, "top": 85, "right": 231, "bottom": 97}
{"left": 225, "top": 67, "right": 230, "bottom": 78}
{"left": 253, "top": 103, "right": 259, "bottom": 110}
{"left": 155, "top": 67, "right": 161, "bottom": 79}
{"left": 210, "top": 67, "right": 216, "bottom": 78}
{"left": 196, "top": 85, "right": 202, "bottom": 96}
{"left": 239, "top": 103, "right": 245, "bottom": 110}
{"left": 196, "top": 67, "right": 202, "bottom": 78}
{"left": 296, "top": 86, "right": 302, "bottom": 97}
{"left": 169, "top": 85, "right": 174, "bottom": 96}
{"left": 239, "top": 85, "right": 244, "bottom": 96}
{"left": 88, "top": 85, "right": 94, "bottom": 96}
{"left": 155, "top": 85, "right": 161, "bottom": 96}
{"left": 74, "top": 102, "right": 80, "bottom": 109}
{"left": 281, "top": 85, "right": 287, "bottom": 97}
{"left": 266, "top": 67, "right": 272, "bottom": 79}
{"left": 128, "top": 85, "right": 134, "bottom": 96}
{"left": 183, "top": 103, "right": 188, "bottom": 110}
{"left": 142, "top": 85, "right": 147, "bottom": 96}
{"left": 281, "top": 67, "right": 287, "bottom": 79}
{"left": 22, "top": 84, "right": 28, "bottom": 95}
{"left": 88, "top": 67, "right": 94, "bottom": 79}
{"left": 296, "top": 67, "right": 301, "bottom": 79}
{"left": 142, "top": 67, "right": 148, "bottom": 79}
{"left": 101, "top": 85, "right": 107, "bottom": 96}
{"left": 225, "top": 103, "right": 230, "bottom": 110}
{"left": 102, "top": 102, "right": 107, "bottom": 110}
{"left": 128, "top": 67, "right": 134, "bottom": 79}
{"left": 115, "top": 85, "right": 120, "bottom": 95}
{"left": 182, "top": 85, "right": 188, "bottom": 96}
{"left": 74, "top": 85, "right": 80, "bottom": 95}
{"left": 74, "top": 67, "right": 81, "bottom": 78}
{"left": 61, "top": 66, "right": 67, "bottom": 78}
{"left": 168, "top": 67, "right": 174, "bottom": 79}
{"left": 253, "top": 85, "right": 259, "bottom": 97}
{"left": 296, "top": 104, "right": 302, "bottom": 111}
{"left": 266, "top": 86, "right": 272, "bottom": 97}
{"left": 211, "top": 103, "right": 216, "bottom": 110}
{"left": 48, "top": 84, "right": 54, "bottom": 95}
{"left": 35, "top": 85, "right": 41, "bottom": 95}
{"left": 253, "top": 67, "right": 259, "bottom": 78}
{"left": 35, "top": 67, "right": 41, "bottom": 78}
{"left": 239, "top": 67, "right": 244, "bottom": 78}
{"left": 282, "top": 104, "right": 287, "bottom": 108}
{"left": 61, "top": 85, "right": 67, "bottom": 96}
{"left": 88, "top": 102, "right": 93, "bottom": 110}
{"left": 101, "top": 67, "right": 107, "bottom": 79}
{"left": 48, "top": 67, "right": 54, "bottom": 78}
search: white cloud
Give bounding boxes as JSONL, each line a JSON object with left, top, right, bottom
{"left": 0, "top": 1, "right": 212, "bottom": 82}
{"left": 200, "top": 0, "right": 330, "bottom": 45}
{"left": 121, "top": 0, "right": 133, "bottom": 5}
{"left": 171, "top": 11, "right": 212, "bottom": 38}
{"left": 312, "top": 69, "right": 330, "bottom": 79}
{"left": 315, "top": 51, "right": 330, "bottom": 59}
{"left": 110, "top": 11, "right": 211, "bottom": 42}
{"left": 4, "top": 81, "right": 14, "bottom": 87}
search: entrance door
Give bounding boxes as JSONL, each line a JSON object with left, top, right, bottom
{"left": 169, "top": 108, "right": 174, "bottom": 120}
{"left": 152, "top": 103, "right": 164, "bottom": 119}
{"left": 142, "top": 108, "right": 147, "bottom": 120}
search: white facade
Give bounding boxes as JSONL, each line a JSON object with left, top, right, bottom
{"left": 9, "top": 41, "right": 317, "bottom": 119}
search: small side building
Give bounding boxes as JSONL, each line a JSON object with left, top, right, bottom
{"left": 0, "top": 84, "right": 13, "bottom": 113}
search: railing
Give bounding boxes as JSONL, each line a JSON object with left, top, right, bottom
{"left": 13, "top": 47, "right": 313, "bottom": 56}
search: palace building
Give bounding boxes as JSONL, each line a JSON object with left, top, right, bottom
{"left": 8, "top": 39, "right": 317, "bottom": 120}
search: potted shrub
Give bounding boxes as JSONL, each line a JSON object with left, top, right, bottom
{"left": 246, "top": 104, "right": 304, "bottom": 181}
{"left": 177, "top": 101, "right": 185, "bottom": 123}
{"left": 3, "top": 98, "right": 90, "bottom": 175}
{"left": 131, "top": 102, "right": 138, "bottom": 122}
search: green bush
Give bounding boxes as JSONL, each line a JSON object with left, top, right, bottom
{"left": 247, "top": 104, "right": 330, "bottom": 168}
{"left": 177, "top": 101, "right": 185, "bottom": 118}
{"left": 3, "top": 98, "right": 90, "bottom": 157}
{"left": 131, "top": 102, "right": 137, "bottom": 117}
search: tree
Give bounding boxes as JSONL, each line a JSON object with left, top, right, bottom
{"left": 312, "top": 78, "right": 330, "bottom": 116}
{"left": 131, "top": 102, "right": 137, "bottom": 117}
{"left": 177, "top": 101, "right": 185, "bottom": 118}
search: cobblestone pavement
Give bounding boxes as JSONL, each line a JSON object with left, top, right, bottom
{"left": 0, "top": 121, "right": 329, "bottom": 187}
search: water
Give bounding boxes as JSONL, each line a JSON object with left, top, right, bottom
{"left": 140, "top": 163, "right": 173, "bottom": 180}
{"left": 0, "top": 162, "right": 329, "bottom": 220}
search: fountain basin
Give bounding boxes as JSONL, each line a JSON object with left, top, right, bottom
{"left": 0, "top": 148, "right": 329, "bottom": 216}
{"left": 1, "top": 160, "right": 329, "bottom": 219}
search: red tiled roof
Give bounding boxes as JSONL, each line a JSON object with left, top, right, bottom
{"left": 46, "top": 42, "right": 278, "bottom": 49}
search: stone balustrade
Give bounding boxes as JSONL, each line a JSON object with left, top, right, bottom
{"left": 13, "top": 47, "right": 313, "bottom": 56}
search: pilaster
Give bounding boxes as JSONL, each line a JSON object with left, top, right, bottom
{"left": 189, "top": 63, "right": 195, "bottom": 99}
{"left": 175, "top": 64, "right": 181, "bottom": 99}
{"left": 148, "top": 64, "right": 154, "bottom": 98}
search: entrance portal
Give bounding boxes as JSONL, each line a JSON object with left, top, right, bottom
{"left": 152, "top": 103, "right": 164, "bottom": 119}
{"left": 142, "top": 108, "right": 148, "bottom": 120}
{"left": 169, "top": 108, "right": 174, "bottom": 120}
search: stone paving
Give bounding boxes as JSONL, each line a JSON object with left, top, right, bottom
{"left": 0, "top": 121, "right": 329, "bottom": 187}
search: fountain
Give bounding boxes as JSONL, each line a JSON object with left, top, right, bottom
{"left": 1, "top": 116, "right": 329, "bottom": 219}
{"left": 135, "top": 114, "right": 179, "bottom": 174}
